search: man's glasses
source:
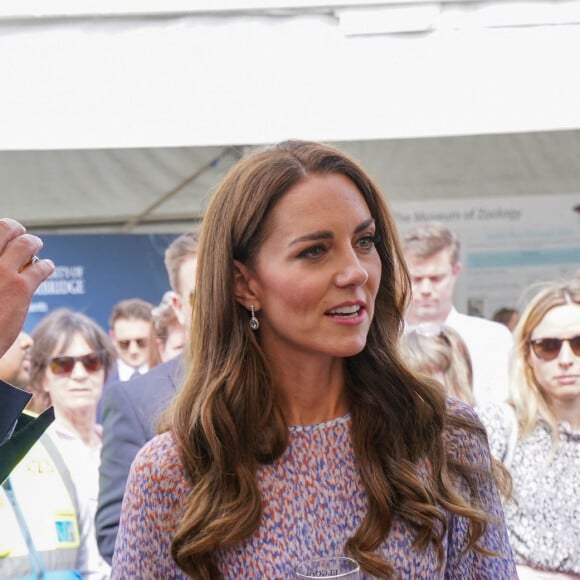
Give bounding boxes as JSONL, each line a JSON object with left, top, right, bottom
{"left": 49, "top": 351, "right": 106, "bottom": 375}
{"left": 117, "top": 338, "right": 148, "bottom": 351}
{"left": 529, "top": 336, "right": 580, "bottom": 362}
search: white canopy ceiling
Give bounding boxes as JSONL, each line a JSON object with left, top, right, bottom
{"left": 1, "top": 1, "right": 579, "bottom": 231}
{"left": 1, "top": 0, "right": 580, "bottom": 151}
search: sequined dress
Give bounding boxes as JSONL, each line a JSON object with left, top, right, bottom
{"left": 111, "top": 400, "right": 516, "bottom": 578}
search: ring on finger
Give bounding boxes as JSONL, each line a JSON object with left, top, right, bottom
{"left": 18, "top": 255, "right": 40, "bottom": 273}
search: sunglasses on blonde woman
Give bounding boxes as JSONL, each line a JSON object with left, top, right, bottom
{"left": 529, "top": 336, "right": 580, "bottom": 361}
{"left": 49, "top": 351, "right": 106, "bottom": 375}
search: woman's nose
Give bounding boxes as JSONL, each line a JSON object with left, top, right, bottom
{"left": 418, "top": 278, "right": 434, "bottom": 295}
{"left": 334, "top": 252, "right": 369, "bottom": 287}
{"left": 558, "top": 340, "right": 575, "bottom": 366}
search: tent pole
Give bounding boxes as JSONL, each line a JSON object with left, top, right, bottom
{"left": 120, "top": 146, "right": 238, "bottom": 232}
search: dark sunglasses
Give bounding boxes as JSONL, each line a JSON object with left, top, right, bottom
{"left": 529, "top": 336, "right": 580, "bottom": 361}
{"left": 49, "top": 351, "right": 106, "bottom": 375}
{"left": 117, "top": 338, "right": 148, "bottom": 351}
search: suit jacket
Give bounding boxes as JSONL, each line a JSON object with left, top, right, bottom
{"left": 97, "top": 360, "right": 147, "bottom": 423}
{"left": 95, "top": 355, "right": 184, "bottom": 564}
{"left": 96, "top": 363, "right": 119, "bottom": 425}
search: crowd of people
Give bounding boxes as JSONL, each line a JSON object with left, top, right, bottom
{"left": 1, "top": 140, "right": 578, "bottom": 579}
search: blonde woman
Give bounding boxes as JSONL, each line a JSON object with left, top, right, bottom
{"left": 399, "top": 322, "right": 475, "bottom": 407}
{"left": 479, "top": 279, "right": 580, "bottom": 579}
{"left": 400, "top": 322, "right": 517, "bottom": 498}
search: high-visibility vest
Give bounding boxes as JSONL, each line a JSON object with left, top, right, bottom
{"left": 0, "top": 433, "right": 81, "bottom": 578}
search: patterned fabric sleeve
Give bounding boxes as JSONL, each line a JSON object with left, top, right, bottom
{"left": 443, "top": 399, "right": 518, "bottom": 579}
{"left": 476, "top": 402, "right": 519, "bottom": 465}
{"left": 110, "top": 432, "right": 189, "bottom": 580}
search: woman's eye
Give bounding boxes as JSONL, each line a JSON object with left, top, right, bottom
{"left": 357, "top": 234, "right": 376, "bottom": 250}
{"left": 299, "top": 245, "right": 326, "bottom": 259}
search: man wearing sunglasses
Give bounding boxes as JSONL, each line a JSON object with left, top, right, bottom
{"left": 401, "top": 221, "right": 513, "bottom": 405}
{"left": 0, "top": 246, "right": 108, "bottom": 579}
{"left": 107, "top": 298, "right": 154, "bottom": 384}
{"left": 96, "top": 232, "right": 199, "bottom": 565}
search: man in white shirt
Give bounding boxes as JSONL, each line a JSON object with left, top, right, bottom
{"left": 401, "top": 221, "right": 512, "bottom": 405}
{"left": 0, "top": 330, "right": 108, "bottom": 579}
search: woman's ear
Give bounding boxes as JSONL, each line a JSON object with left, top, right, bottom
{"left": 170, "top": 291, "right": 187, "bottom": 326}
{"left": 233, "top": 260, "right": 261, "bottom": 310}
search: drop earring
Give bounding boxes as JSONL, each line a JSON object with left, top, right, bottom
{"left": 249, "top": 304, "right": 260, "bottom": 331}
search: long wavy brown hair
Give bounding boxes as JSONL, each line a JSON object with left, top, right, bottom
{"left": 168, "top": 140, "right": 498, "bottom": 578}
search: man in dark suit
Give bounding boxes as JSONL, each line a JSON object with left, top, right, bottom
{"left": 95, "top": 232, "right": 199, "bottom": 564}
{"left": 95, "top": 354, "right": 183, "bottom": 562}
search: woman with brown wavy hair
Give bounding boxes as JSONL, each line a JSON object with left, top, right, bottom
{"left": 111, "top": 141, "right": 516, "bottom": 579}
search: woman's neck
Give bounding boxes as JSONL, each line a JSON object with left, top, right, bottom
{"left": 550, "top": 397, "right": 580, "bottom": 431}
{"left": 272, "top": 356, "right": 349, "bottom": 426}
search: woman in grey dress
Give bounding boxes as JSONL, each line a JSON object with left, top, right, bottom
{"left": 479, "top": 279, "right": 580, "bottom": 579}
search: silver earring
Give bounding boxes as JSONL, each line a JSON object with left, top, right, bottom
{"left": 249, "top": 304, "right": 260, "bottom": 331}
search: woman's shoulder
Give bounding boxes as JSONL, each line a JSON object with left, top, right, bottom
{"left": 446, "top": 397, "right": 479, "bottom": 420}
{"left": 476, "top": 402, "right": 519, "bottom": 464}
{"left": 136, "top": 431, "right": 179, "bottom": 460}
{"left": 443, "top": 398, "right": 491, "bottom": 467}
{"left": 131, "top": 431, "right": 186, "bottom": 484}
{"left": 476, "top": 401, "right": 517, "bottom": 428}
{"left": 446, "top": 397, "right": 517, "bottom": 432}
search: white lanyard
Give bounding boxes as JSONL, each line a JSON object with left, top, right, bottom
{"left": 1, "top": 476, "right": 47, "bottom": 578}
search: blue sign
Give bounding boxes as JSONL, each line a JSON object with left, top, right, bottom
{"left": 25, "top": 233, "right": 179, "bottom": 334}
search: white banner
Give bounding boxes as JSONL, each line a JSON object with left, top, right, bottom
{"left": 393, "top": 194, "right": 580, "bottom": 319}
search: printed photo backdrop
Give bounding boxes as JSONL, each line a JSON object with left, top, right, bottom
{"left": 25, "top": 233, "right": 179, "bottom": 334}
{"left": 393, "top": 193, "right": 580, "bottom": 318}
